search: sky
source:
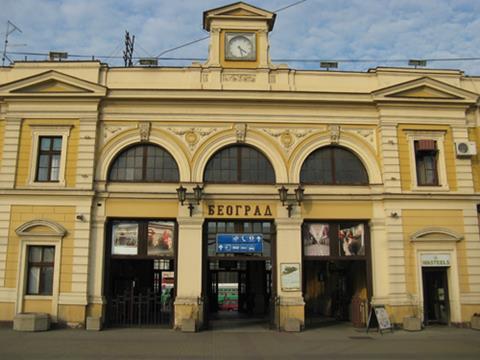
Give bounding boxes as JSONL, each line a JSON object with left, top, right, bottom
{"left": 2, "top": 0, "right": 480, "bottom": 75}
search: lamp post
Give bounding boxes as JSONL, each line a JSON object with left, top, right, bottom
{"left": 177, "top": 184, "right": 204, "bottom": 216}
{"left": 278, "top": 184, "right": 304, "bottom": 217}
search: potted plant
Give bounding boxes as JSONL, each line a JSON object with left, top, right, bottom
{"left": 403, "top": 293, "right": 422, "bottom": 331}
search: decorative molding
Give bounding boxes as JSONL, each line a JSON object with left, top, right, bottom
{"left": 410, "top": 227, "right": 463, "bottom": 242}
{"left": 235, "top": 123, "right": 247, "bottom": 143}
{"left": 222, "top": 74, "right": 256, "bottom": 82}
{"left": 167, "top": 127, "right": 217, "bottom": 151}
{"left": 16, "top": 219, "right": 67, "bottom": 237}
{"left": 138, "top": 122, "right": 151, "bottom": 142}
{"left": 262, "top": 128, "right": 313, "bottom": 152}
{"left": 329, "top": 124, "right": 340, "bottom": 144}
{"left": 344, "top": 127, "right": 377, "bottom": 150}
{"left": 103, "top": 124, "right": 136, "bottom": 142}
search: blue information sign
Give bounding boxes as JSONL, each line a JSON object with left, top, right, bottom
{"left": 216, "top": 233, "right": 263, "bottom": 253}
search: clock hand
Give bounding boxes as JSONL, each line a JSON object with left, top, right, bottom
{"left": 237, "top": 45, "right": 246, "bottom": 55}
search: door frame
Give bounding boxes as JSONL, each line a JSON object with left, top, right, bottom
{"left": 201, "top": 219, "right": 276, "bottom": 329}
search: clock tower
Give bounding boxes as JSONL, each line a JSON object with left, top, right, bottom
{"left": 203, "top": 2, "right": 276, "bottom": 69}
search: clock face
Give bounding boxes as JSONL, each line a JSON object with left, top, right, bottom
{"left": 225, "top": 32, "right": 256, "bottom": 61}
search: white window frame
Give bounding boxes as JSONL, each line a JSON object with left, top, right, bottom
{"left": 15, "top": 220, "right": 65, "bottom": 321}
{"left": 405, "top": 131, "right": 449, "bottom": 192}
{"left": 28, "top": 125, "right": 72, "bottom": 187}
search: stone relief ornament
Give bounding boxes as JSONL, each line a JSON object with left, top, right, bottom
{"left": 344, "top": 128, "right": 377, "bottom": 151}
{"left": 235, "top": 123, "right": 247, "bottom": 143}
{"left": 329, "top": 124, "right": 341, "bottom": 144}
{"left": 103, "top": 124, "right": 137, "bottom": 142}
{"left": 222, "top": 74, "right": 256, "bottom": 82}
{"left": 139, "top": 122, "right": 151, "bottom": 142}
{"left": 262, "top": 128, "right": 313, "bottom": 150}
{"left": 167, "top": 127, "right": 217, "bottom": 151}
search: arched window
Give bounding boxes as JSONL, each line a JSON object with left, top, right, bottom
{"left": 300, "top": 146, "right": 368, "bottom": 185}
{"left": 204, "top": 145, "right": 275, "bottom": 184}
{"left": 109, "top": 143, "right": 179, "bottom": 182}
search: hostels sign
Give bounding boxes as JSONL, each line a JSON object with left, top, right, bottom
{"left": 206, "top": 203, "right": 275, "bottom": 218}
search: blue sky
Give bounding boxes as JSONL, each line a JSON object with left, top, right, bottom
{"left": 2, "top": 0, "right": 480, "bottom": 75}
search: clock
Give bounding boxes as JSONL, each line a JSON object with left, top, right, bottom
{"left": 225, "top": 32, "right": 256, "bottom": 61}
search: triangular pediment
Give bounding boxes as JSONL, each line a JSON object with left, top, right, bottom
{"left": 372, "top": 77, "right": 478, "bottom": 104}
{"left": 203, "top": 2, "right": 276, "bottom": 31}
{"left": 0, "top": 70, "right": 107, "bottom": 98}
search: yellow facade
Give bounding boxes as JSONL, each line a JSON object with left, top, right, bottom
{"left": 0, "top": 2, "right": 479, "bottom": 330}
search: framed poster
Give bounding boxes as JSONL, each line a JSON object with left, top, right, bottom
{"left": 304, "top": 223, "right": 330, "bottom": 256}
{"left": 147, "top": 221, "right": 174, "bottom": 256}
{"left": 280, "top": 263, "right": 301, "bottom": 291}
{"left": 112, "top": 222, "right": 139, "bottom": 255}
{"left": 339, "top": 223, "right": 365, "bottom": 256}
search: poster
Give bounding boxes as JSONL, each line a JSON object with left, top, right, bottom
{"left": 339, "top": 223, "right": 365, "bottom": 256}
{"left": 112, "top": 222, "right": 139, "bottom": 255}
{"left": 147, "top": 221, "right": 174, "bottom": 256}
{"left": 280, "top": 263, "right": 301, "bottom": 291}
{"left": 303, "top": 223, "right": 330, "bottom": 256}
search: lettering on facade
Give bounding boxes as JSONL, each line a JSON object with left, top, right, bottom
{"left": 421, "top": 254, "right": 451, "bottom": 267}
{"left": 207, "top": 204, "right": 273, "bottom": 217}
{"left": 222, "top": 74, "right": 256, "bottom": 82}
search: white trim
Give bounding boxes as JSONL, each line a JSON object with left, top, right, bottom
{"left": 415, "top": 248, "right": 461, "bottom": 323}
{"left": 28, "top": 125, "right": 72, "bottom": 188}
{"left": 405, "top": 130, "right": 449, "bottom": 191}
{"left": 14, "top": 220, "right": 65, "bottom": 322}
{"left": 410, "top": 227, "right": 463, "bottom": 242}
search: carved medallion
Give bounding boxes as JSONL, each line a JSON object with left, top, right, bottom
{"left": 168, "top": 127, "right": 217, "bottom": 151}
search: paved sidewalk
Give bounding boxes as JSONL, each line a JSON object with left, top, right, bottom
{"left": 0, "top": 324, "right": 479, "bottom": 359}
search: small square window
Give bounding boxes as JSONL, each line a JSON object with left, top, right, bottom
{"left": 27, "top": 246, "right": 55, "bottom": 295}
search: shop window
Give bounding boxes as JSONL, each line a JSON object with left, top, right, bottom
{"left": 303, "top": 222, "right": 368, "bottom": 257}
{"left": 28, "top": 125, "right": 71, "bottom": 187}
{"left": 415, "top": 140, "right": 438, "bottom": 186}
{"left": 204, "top": 145, "right": 275, "bottom": 184}
{"left": 108, "top": 144, "right": 179, "bottom": 182}
{"left": 110, "top": 220, "right": 175, "bottom": 257}
{"left": 26, "top": 246, "right": 55, "bottom": 295}
{"left": 300, "top": 146, "right": 368, "bottom": 185}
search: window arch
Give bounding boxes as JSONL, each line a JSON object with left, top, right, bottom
{"left": 108, "top": 143, "right": 179, "bottom": 182}
{"left": 300, "top": 146, "right": 368, "bottom": 185}
{"left": 204, "top": 145, "right": 275, "bottom": 184}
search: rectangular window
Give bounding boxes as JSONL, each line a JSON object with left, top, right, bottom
{"left": 36, "top": 136, "right": 62, "bottom": 182}
{"left": 27, "top": 246, "right": 55, "bottom": 295}
{"left": 415, "top": 140, "right": 439, "bottom": 186}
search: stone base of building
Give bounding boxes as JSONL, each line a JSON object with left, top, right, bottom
{"left": 278, "top": 296, "right": 305, "bottom": 331}
{"left": 174, "top": 297, "right": 202, "bottom": 330}
{"left": 13, "top": 313, "right": 50, "bottom": 332}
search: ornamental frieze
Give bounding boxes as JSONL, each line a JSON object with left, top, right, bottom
{"left": 343, "top": 128, "right": 377, "bottom": 152}
{"left": 222, "top": 73, "right": 256, "bottom": 82}
{"left": 262, "top": 128, "right": 314, "bottom": 153}
{"left": 167, "top": 126, "right": 218, "bottom": 151}
{"left": 102, "top": 124, "right": 137, "bottom": 143}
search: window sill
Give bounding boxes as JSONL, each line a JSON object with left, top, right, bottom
{"left": 411, "top": 185, "right": 450, "bottom": 192}
{"left": 24, "top": 295, "right": 53, "bottom": 300}
{"left": 27, "top": 181, "right": 66, "bottom": 188}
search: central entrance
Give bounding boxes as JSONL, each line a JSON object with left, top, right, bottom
{"left": 203, "top": 220, "right": 275, "bottom": 330}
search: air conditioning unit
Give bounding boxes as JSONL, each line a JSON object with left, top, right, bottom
{"left": 455, "top": 141, "right": 477, "bottom": 156}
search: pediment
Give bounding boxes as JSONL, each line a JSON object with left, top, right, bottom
{"left": 0, "top": 70, "right": 107, "bottom": 98}
{"left": 203, "top": 2, "right": 276, "bottom": 31}
{"left": 372, "top": 77, "right": 478, "bottom": 104}
{"left": 16, "top": 219, "right": 67, "bottom": 238}
{"left": 410, "top": 227, "right": 463, "bottom": 242}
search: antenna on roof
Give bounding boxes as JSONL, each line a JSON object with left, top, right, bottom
{"left": 2, "top": 20, "right": 23, "bottom": 66}
{"left": 123, "top": 31, "right": 135, "bottom": 67}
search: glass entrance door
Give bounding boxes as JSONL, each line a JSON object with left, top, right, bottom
{"left": 422, "top": 267, "right": 450, "bottom": 325}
